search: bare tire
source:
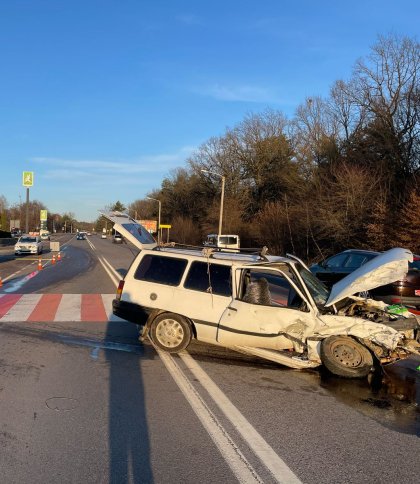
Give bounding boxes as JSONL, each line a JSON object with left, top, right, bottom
{"left": 320, "top": 336, "right": 374, "bottom": 378}
{"left": 150, "top": 313, "right": 192, "bottom": 353}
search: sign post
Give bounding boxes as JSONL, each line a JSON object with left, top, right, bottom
{"left": 22, "top": 171, "right": 34, "bottom": 234}
{"left": 40, "top": 209, "right": 48, "bottom": 235}
{"left": 160, "top": 224, "right": 172, "bottom": 243}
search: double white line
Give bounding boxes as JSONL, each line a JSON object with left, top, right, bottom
{"left": 159, "top": 349, "right": 301, "bottom": 484}
{"left": 86, "top": 237, "right": 121, "bottom": 286}
{"left": 93, "top": 238, "right": 301, "bottom": 483}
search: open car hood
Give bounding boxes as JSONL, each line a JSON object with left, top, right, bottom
{"left": 325, "top": 248, "right": 413, "bottom": 307}
{"left": 100, "top": 212, "right": 157, "bottom": 250}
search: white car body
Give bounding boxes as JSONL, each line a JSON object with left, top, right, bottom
{"left": 103, "top": 212, "right": 420, "bottom": 376}
{"left": 14, "top": 235, "right": 43, "bottom": 255}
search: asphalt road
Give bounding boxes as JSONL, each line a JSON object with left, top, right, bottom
{"left": 0, "top": 234, "right": 419, "bottom": 483}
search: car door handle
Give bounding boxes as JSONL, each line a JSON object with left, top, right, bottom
{"left": 227, "top": 306, "right": 237, "bottom": 311}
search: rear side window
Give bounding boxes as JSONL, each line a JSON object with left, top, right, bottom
{"left": 134, "top": 255, "right": 188, "bottom": 286}
{"left": 184, "top": 261, "right": 232, "bottom": 296}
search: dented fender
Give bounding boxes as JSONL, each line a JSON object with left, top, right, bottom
{"left": 316, "top": 314, "right": 402, "bottom": 350}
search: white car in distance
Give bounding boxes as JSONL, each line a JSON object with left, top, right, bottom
{"left": 14, "top": 235, "right": 43, "bottom": 256}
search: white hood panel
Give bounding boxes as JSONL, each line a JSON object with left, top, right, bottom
{"left": 325, "top": 248, "right": 413, "bottom": 307}
{"left": 100, "top": 212, "right": 157, "bottom": 250}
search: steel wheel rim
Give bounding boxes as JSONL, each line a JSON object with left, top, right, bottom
{"left": 331, "top": 340, "right": 364, "bottom": 368}
{"left": 155, "top": 318, "right": 184, "bottom": 348}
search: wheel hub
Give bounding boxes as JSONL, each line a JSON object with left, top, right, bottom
{"left": 332, "top": 342, "right": 363, "bottom": 367}
{"left": 156, "top": 319, "right": 184, "bottom": 348}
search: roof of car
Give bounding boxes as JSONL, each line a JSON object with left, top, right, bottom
{"left": 141, "top": 245, "right": 290, "bottom": 267}
{"left": 340, "top": 249, "right": 381, "bottom": 256}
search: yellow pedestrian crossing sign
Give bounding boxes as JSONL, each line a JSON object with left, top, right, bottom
{"left": 23, "top": 171, "right": 34, "bottom": 187}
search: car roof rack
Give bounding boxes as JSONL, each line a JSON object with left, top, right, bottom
{"left": 155, "top": 242, "right": 270, "bottom": 261}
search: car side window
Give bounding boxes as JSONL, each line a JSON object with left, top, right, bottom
{"left": 344, "top": 254, "right": 368, "bottom": 268}
{"left": 184, "top": 262, "right": 232, "bottom": 296}
{"left": 134, "top": 255, "right": 187, "bottom": 286}
{"left": 240, "top": 270, "right": 303, "bottom": 309}
{"left": 325, "top": 253, "right": 348, "bottom": 268}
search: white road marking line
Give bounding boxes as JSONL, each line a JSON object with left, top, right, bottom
{"left": 2, "top": 267, "right": 25, "bottom": 283}
{"left": 100, "top": 256, "right": 122, "bottom": 282}
{"left": 0, "top": 294, "right": 42, "bottom": 321}
{"left": 86, "top": 238, "right": 96, "bottom": 251}
{"left": 54, "top": 294, "right": 82, "bottom": 322}
{"left": 2, "top": 259, "right": 38, "bottom": 282}
{"left": 85, "top": 237, "right": 120, "bottom": 287}
{"left": 157, "top": 349, "right": 263, "bottom": 483}
{"left": 179, "top": 352, "right": 302, "bottom": 484}
{"left": 97, "top": 256, "right": 120, "bottom": 287}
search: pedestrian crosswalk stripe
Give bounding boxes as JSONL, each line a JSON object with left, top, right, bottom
{"left": 0, "top": 294, "right": 126, "bottom": 323}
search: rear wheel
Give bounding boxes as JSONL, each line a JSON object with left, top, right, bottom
{"left": 320, "top": 335, "right": 374, "bottom": 378}
{"left": 150, "top": 313, "right": 192, "bottom": 353}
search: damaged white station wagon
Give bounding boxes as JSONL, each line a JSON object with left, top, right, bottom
{"left": 106, "top": 212, "right": 420, "bottom": 378}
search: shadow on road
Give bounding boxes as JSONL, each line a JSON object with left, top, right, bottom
{"left": 105, "top": 321, "right": 155, "bottom": 483}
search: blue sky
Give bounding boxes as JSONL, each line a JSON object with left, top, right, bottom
{"left": 0, "top": 0, "right": 418, "bottom": 221}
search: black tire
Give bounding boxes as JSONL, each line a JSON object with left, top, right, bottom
{"left": 320, "top": 335, "right": 374, "bottom": 378}
{"left": 150, "top": 313, "right": 192, "bottom": 353}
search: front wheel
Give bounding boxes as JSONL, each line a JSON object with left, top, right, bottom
{"left": 320, "top": 335, "right": 374, "bottom": 378}
{"left": 150, "top": 313, "right": 192, "bottom": 353}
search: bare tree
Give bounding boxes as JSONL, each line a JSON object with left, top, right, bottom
{"left": 309, "top": 163, "right": 380, "bottom": 252}
{"left": 351, "top": 35, "right": 420, "bottom": 176}
{"left": 366, "top": 198, "right": 389, "bottom": 251}
{"left": 170, "top": 215, "right": 202, "bottom": 245}
{"left": 329, "top": 79, "right": 366, "bottom": 142}
{"left": 292, "top": 96, "right": 341, "bottom": 170}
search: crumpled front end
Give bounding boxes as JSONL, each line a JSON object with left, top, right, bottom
{"left": 318, "top": 297, "right": 420, "bottom": 364}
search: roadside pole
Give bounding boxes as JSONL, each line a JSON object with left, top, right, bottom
{"left": 25, "top": 187, "right": 29, "bottom": 233}
{"left": 22, "top": 171, "right": 34, "bottom": 234}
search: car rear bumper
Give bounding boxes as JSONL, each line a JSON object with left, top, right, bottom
{"left": 112, "top": 299, "right": 151, "bottom": 325}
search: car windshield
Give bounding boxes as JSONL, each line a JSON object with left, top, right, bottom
{"left": 19, "top": 237, "right": 36, "bottom": 243}
{"left": 295, "top": 263, "right": 330, "bottom": 306}
{"left": 409, "top": 258, "right": 420, "bottom": 271}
